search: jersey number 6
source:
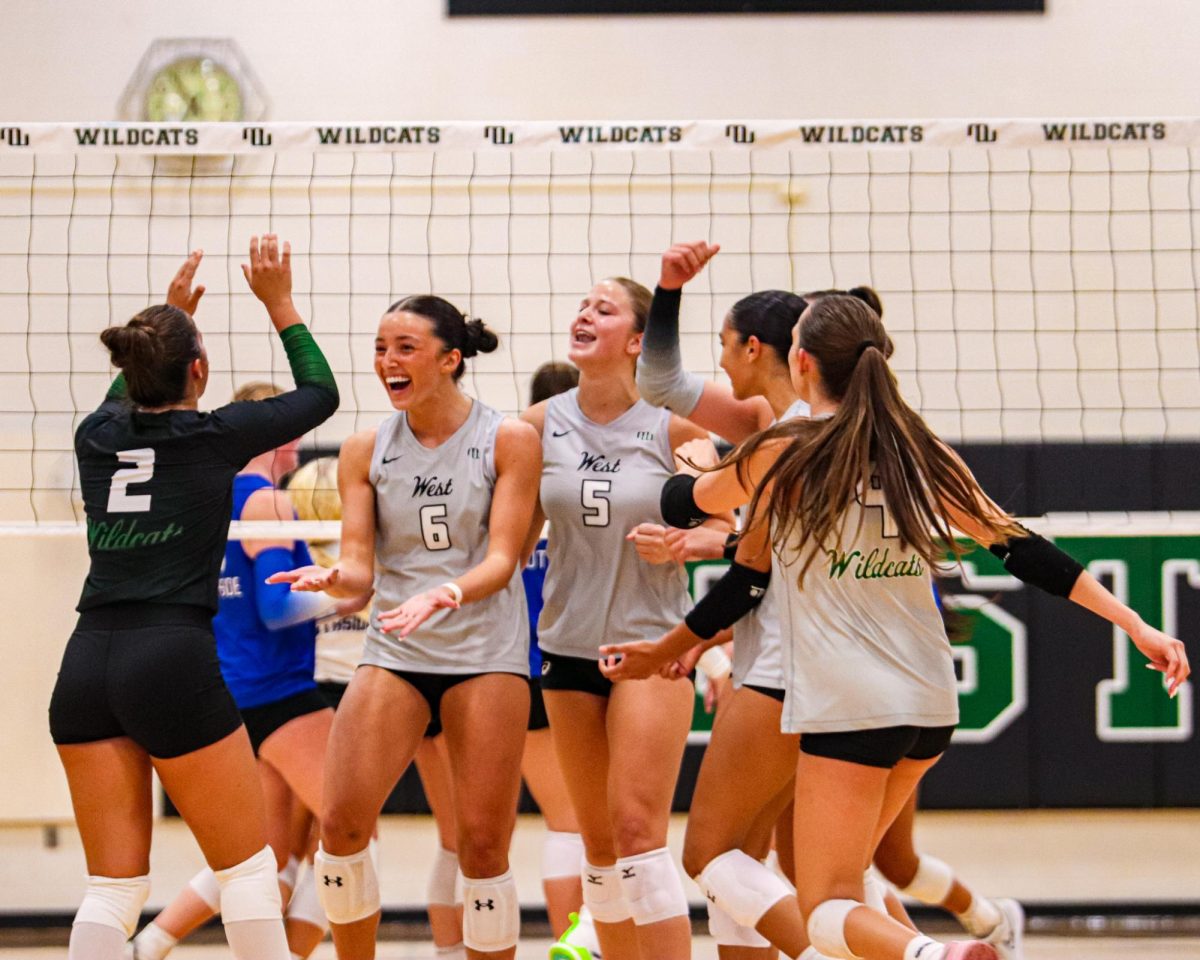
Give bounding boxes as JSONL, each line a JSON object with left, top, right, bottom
{"left": 420, "top": 503, "right": 452, "bottom": 551}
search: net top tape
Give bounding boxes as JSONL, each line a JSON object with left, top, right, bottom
{"left": 0, "top": 119, "right": 1196, "bottom": 154}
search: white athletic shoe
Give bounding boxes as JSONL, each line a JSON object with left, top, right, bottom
{"left": 984, "top": 898, "right": 1025, "bottom": 960}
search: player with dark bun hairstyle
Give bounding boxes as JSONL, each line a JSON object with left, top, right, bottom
{"left": 49, "top": 238, "right": 338, "bottom": 960}
{"left": 269, "top": 294, "right": 542, "bottom": 960}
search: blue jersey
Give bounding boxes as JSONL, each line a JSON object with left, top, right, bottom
{"left": 213, "top": 474, "right": 317, "bottom": 709}
{"left": 522, "top": 538, "right": 549, "bottom": 678}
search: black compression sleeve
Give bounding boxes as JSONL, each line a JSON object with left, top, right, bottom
{"left": 642, "top": 286, "right": 682, "bottom": 353}
{"left": 685, "top": 561, "right": 771, "bottom": 640}
{"left": 722, "top": 531, "right": 739, "bottom": 562}
{"left": 988, "top": 531, "right": 1084, "bottom": 598}
{"left": 661, "top": 474, "right": 709, "bottom": 529}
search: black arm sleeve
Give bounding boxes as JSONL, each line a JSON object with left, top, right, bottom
{"left": 208, "top": 324, "right": 340, "bottom": 465}
{"left": 684, "top": 561, "right": 772, "bottom": 640}
{"left": 988, "top": 530, "right": 1084, "bottom": 598}
{"left": 661, "top": 474, "right": 710, "bottom": 529}
{"left": 722, "top": 531, "right": 739, "bottom": 562}
{"left": 642, "top": 285, "right": 682, "bottom": 353}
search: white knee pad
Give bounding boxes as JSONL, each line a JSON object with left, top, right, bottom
{"left": 461, "top": 870, "right": 520, "bottom": 953}
{"left": 696, "top": 849, "right": 793, "bottom": 928}
{"left": 615, "top": 848, "right": 690, "bottom": 927}
{"left": 313, "top": 843, "right": 380, "bottom": 925}
{"left": 278, "top": 855, "right": 300, "bottom": 893}
{"left": 807, "top": 898, "right": 864, "bottom": 960}
{"left": 188, "top": 867, "right": 222, "bottom": 912}
{"left": 75, "top": 874, "right": 150, "bottom": 937}
{"left": 216, "top": 846, "right": 283, "bottom": 924}
{"left": 707, "top": 899, "right": 770, "bottom": 948}
{"left": 863, "top": 870, "right": 888, "bottom": 914}
{"left": 426, "top": 847, "right": 460, "bottom": 907}
{"left": 286, "top": 864, "right": 329, "bottom": 934}
{"left": 898, "top": 855, "right": 954, "bottom": 905}
{"left": 541, "top": 831, "right": 585, "bottom": 881}
{"left": 581, "top": 861, "right": 632, "bottom": 924}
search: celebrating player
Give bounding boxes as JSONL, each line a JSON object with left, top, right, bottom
{"left": 49, "top": 238, "right": 339, "bottom": 960}
{"left": 619, "top": 292, "right": 1188, "bottom": 960}
{"left": 270, "top": 295, "right": 541, "bottom": 960}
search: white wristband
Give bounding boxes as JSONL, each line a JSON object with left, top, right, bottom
{"left": 697, "top": 645, "right": 732, "bottom": 681}
{"left": 440, "top": 581, "right": 463, "bottom": 604}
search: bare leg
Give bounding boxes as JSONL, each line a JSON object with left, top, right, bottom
{"left": 522, "top": 726, "right": 584, "bottom": 935}
{"left": 441, "top": 674, "right": 529, "bottom": 960}
{"left": 543, "top": 690, "right": 640, "bottom": 960}
{"left": 416, "top": 733, "right": 466, "bottom": 951}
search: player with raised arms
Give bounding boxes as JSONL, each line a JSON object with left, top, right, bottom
{"left": 610, "top": 292, "right": 1188, "bottom": 960}
{"left": 49, "top": 238, "right": 339, "bottom": 960}
{"left": 523, "top": 277, "right": 729, "bottom": 960}
{"left": 269, "top": 295, "right": 542, "bottom": 960}
{"left": 633, "top": 243, "right": 1024, "bottom": 958}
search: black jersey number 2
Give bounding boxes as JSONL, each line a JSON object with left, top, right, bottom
{"left": 581, "top": 479, "right": 612, "bottom": 527}
{"left": 107, "top": 448, "right": 155, "bottom": 513}
{"left": 420, "top": 503, "right": 452, "bottom": 551}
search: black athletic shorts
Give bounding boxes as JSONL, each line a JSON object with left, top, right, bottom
{"left": 801, "top": 724, "right": 956, "bottom": 770}
{"left": 385, "top": 669, "right": 503, "bottom": 738}
{"left": 744, "top": 684, "right": 786, "bottom": 703}
{"left": 50, "top": 603, "right": 243, "bottom": 760}
{"left": 317, "top": 680, "right": 349, "bottom": 711}
{"left": 240, "top": 688, "right": 329, "bottom": 755}
{"left": 538, "top": 651, "right": 612, "bottom": 698}
{"left": 528, "top": 677, "right": 550, "bottom": 731}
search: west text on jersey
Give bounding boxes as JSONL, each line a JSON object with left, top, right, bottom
{"left": 578, "top": 451, "right": 621, "bottom": 473}
{"left": 413, "top": 475, "right": 454, "bottom": 497}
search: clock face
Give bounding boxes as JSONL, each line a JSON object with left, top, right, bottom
{"left": 145, "top": 57, "right": 244, "bottom": 122}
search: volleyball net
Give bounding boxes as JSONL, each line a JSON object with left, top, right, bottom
{"left": 2, "top": 119, "right": 1198, "bottom": 534}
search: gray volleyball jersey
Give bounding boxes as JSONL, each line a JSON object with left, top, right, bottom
{"left": 537, "top": 389, "right": 691, "bottom": 658}
{"left": 734, "top": 398, "right": 810, "bottom": 691}
{"left": 361, "top": 401, "right": 529, "bottom": 675}
{"left": 775, "top": 473, "right": 959, "bottom": 734}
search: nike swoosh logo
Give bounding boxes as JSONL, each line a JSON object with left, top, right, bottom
{"left": 551, "top": 429, "right": 573, "bottom": 437}
{"left": 382, "top": 454, "right": 403, "bottom": 464}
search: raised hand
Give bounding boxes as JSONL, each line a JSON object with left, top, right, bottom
{"left": 378, "top": 587, "right": 460, "bottom": 639}
{"left": 659, "top": 241, "right": 720, "bottom": 291}
{"left": 265, "top": 564, "right": 341, "bottom": 593}
{"left": 166, "top": 249, "right": 206, "bottom": 315}
{"left": 242, "top": 234, "right": 293, "bottom": 310}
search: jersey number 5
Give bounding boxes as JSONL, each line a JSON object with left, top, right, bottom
{"left": 581, "top": 479, "right": 612, "bottom": 527}
{"left": 107, "top": 448, "right": 155, "bottom": 513}
{"left": 420, "top": 503, "right": 452, "bottom": 551}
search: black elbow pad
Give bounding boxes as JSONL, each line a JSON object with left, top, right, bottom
{"left": 684, "top": 561, "right": 771, "bottom": 640}
{"left": 661, "top": 473, "right": 709, "bottom": 529}
{"left": 988, "top": 531, "right": 1083, "bottom": 598}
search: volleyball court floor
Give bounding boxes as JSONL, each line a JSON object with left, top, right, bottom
{"left": 4, "top": 810, "right": 1199, "bottom": 957}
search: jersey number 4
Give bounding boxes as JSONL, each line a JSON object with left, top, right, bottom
{"left": 420, "top": 503, "right": 452, "bottom": 551}
{"left": 858, "top": 475, "right": 899, "bottom": 539}
{"left": 107, "top": 448, "right": 155, "bottom": 513}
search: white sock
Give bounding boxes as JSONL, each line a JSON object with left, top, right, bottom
{"left": 132, "top": 921, "right": 179, "bottom": 960}
{"left": 903, "top": 935, "right": 945, "bottom": 960}
{"left": 957, "top": 894, "right": 1002, "bottom": 938}
{"left": 223, "top": 918, "right": 290, "bottom": 960}
{"left": 67, "top": 921, "right": 126, "bottom": 960}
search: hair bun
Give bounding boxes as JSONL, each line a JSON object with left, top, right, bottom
{"left": 847, "top": 286, "right": 883, "bottom": 318}
{"left": 100, "top": 321, "right": 157, "bottom": 369}
{"left": 462, "top": 317, "right": 499, "bottom": 359}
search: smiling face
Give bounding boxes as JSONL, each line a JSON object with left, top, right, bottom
{"left": 568, "top": 280, "right": 642, "bottom": 369}
{"left": 374, "top": 310, "right": 460, "bottom": 411}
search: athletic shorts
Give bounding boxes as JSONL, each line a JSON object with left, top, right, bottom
{"left": 538, "top": 651, "right": 612, "bottom": 698}
{"left": 385, "top": 669, "right": 521, "bottom": 738}
{"left": 240, "top": 688, "right": 329, "bottom": 755}
{"left": 801, "top": 724, "right": 956, "bottom": 770}
{"left": 317, "top": 680, "right": 348, "bottom": 711}
{"left": 50, "top": 603, "right": 243, "bottom": 760}
{"left": 744, "top": 684, "right": 786, "bottom": 703}
{"left": 528, "top": 677, "right": 550, "bottom": 732}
